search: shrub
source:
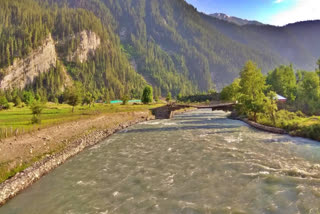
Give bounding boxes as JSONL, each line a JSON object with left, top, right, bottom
{"left": 30, "top": 101, "right": 45, "bottom": 124}
{"left": 13, "top": 96, "right": 22, "bottom": 107}
{"left": 166, "top": 92, "right": 172, "bottom": 102}
{"left": 0, "top": 96, "right": 9, "bottom": 110}
{"left": 122, "top": 95, "right": 129, "bottom": 105}
{"left": 141, "top": 85, "right": 153, "bottom": 104}
{"left": 64, "top": 85, "right": 82, "bottom": 112}
{"left": 23, "top": 91, "right": 35, "bottom": 106}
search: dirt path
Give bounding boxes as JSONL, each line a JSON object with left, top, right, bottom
{"left": 0, "top": 111, "right": 151, "bottom": 181}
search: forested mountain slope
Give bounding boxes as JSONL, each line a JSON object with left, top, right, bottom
{"left": 0, "top": 0, "right": 146, "bottom": 101}
{"left": 0, "top": 0, "right": 319, "bottom": 99}
{"left": 203, "top": 15, "right": 320, "bottom": 71}
{"left": 57, "top": 0, "right": 320, "bottom": 90}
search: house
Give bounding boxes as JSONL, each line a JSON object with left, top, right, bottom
{"left": 276, "top": 94, "right": 287, "bottom": 103}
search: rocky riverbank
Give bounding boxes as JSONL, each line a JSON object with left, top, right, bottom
{"left": 239, "top": 118, "right": 287, "bottom": 134}
{"left": 0, "top": 111, "right": 153, "bottom": 206}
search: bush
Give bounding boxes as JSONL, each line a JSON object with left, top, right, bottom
{"left": 0, "top": 96, "right": 9, "bottom": 110}
{"left": 166, "top": 92, "right": 172, "bottom": 102}
{"left": 64, "top": 85, "right": 82, "bottom": 112}
{"left": 30, "top": 101, "right": 45, "bottom": 124}
{"left": 296, "top": 111, "right": 305, "bottom": 117}
{"left": 23, "top": 91, "right": 35, "bottom": 106}
{"left": 13, "top": 96, "right": 22, "bottom": 107}
{"left": 122, "top": 95, "right": 129, "bottom": 105}
{"left": 297, "top": 124, "right": 320, "bottom": 141}
{"left": 141, "top": 85, "right": 153, "bottom": 104}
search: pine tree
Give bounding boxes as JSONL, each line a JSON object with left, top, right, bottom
{"left": 141, "top": 85, "right": 153, "bottom": 104}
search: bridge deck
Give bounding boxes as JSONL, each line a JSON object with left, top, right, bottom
{"left": 152, "top": 102, "right": 236, "bottom": 119}
{"left": 178, "top": 103, "right": 236, "bottom": 109}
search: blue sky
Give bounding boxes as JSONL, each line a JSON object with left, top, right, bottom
{"left": 186, "top": 0, "right": 320, "bottom": 26}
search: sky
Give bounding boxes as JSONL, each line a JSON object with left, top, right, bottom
{"left": 185, "top": 0, "right": 320, "bottom": 26}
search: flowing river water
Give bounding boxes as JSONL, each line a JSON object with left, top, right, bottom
{"left": 1, "top": 110, "right": 320, "bottom": 214}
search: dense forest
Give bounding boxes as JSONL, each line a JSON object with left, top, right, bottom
{"left": 60, "top": 0, "right": 320, "bottom": 89}
{"left": 0, "top": 0, "right": 320, "bottom": 102}
{"left": 63, "top": 0, "right": 281, "bottom": 90}
{"left": 0, "top": 0, "right": 146, "bottom": 102}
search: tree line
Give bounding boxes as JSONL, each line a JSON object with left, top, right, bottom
{"left": 221, "top": 58, "right": 320, "bottom": 122}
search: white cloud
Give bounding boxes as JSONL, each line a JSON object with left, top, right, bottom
{"left": 274, "top": 0, "right": 284, "bottom": 4}
{"left": 270, "top": 0, "right": 320, "bottom": 26}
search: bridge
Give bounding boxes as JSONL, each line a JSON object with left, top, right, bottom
{"left": 152, "top": 102, "right": 236, "bottom": 119}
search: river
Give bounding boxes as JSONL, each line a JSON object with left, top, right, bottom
{"left": 1, "top": 110, "right": 320, "bottom": 214}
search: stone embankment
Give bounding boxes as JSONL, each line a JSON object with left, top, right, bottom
{"left": 236, "top": 118, "right": 287, "bottom": 134}
{"left": 0, "top": 113, "right": 152, "bottom": 206}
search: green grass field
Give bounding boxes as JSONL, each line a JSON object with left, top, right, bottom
{"left": 0, "top": 102, "right": 163, "bottom": 139}
{"left": 0, "top": 102, "right": 164, "bottom": 183}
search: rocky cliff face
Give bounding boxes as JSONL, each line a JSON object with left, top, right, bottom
{"left": 68, "top": 31, "right": 101, "bottom": 63}
{"left": 0, "top": 30, "right": 100, "bottom": 90}
{"left": 0, "top": 35, "right": 57, "bottom": 90}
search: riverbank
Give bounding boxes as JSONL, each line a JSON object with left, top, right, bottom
{"left": 0, "top": 110, "right": 153, "bottom": 206}
{"left": 0, "top": 103, "right": 164, "bottom": 182}
{"left": 230, "top": 112, "right": 320, "bottom": 142}
{"left": 2, "top": 109, "right": 320, "bottom": 213}
{"left": 235, "top": 117, "right": 287, "bottom": 134}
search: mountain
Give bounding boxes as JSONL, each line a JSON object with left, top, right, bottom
{"left": 210, "top": 13, "right": 264, "bottom": 26}
{"left": 0, "top": 0, "right": 319, "bottom": 100}
{"left": 60, "top": 0, "right": 283, "bottom": 90}
{"left": 202, "top": 15, "right": 320, "bottom": 73}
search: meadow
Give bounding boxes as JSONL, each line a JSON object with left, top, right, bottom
{"left": 0, "top": 102, "right": 163, "bottom": 139}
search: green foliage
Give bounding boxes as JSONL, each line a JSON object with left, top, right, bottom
{"left": 13, "top": 96, "right": 22, "bottom": 107}
{"left": 26, "top": 62, "right": 65, "bottom": 102}
{"left": 103, "top": 90, "right": 111, "bottom": 104}
{"left": 1, "top": 0, "right": 320, "bottom": 100}
{"left": 296, "top": 124, "right": 320, "bottom": 141}
{"left": 141, "top": 85, "right": 153, "bottom": 104}
{"left": 296, "top": 71, "right": 320, "bottom": 114}
{"left": 1, "top": 0, "right": 320, "bottom": 103}
{"left": 64, "top": 84, "right": 83, "bottom": 112}
{"left": 0, "top": 96, "right": 9, "bottom": 110}
{"left": 177, "top": 92, "right": 219, "bottom": 103}
{"left": 256, "top": 109, "right": 320, "bottom": 141}
{"left": 166, "top": 92, "right": 172, "bottom": 102}
{"left": 238, "top": 61, "right": 267, "bottom": 121}
{"left": 0, "top": 0, "right": 51, "bottom": 68}
{"left": 83, "top": 92, "right": 94, "bottom": 107}
{"left": 154, "top": 96, "right": 159, "bottom": 103}
{"left": 23, "top": 91, "right": 35, "bottom": 106}
{"left": 266, "top": 65, "right": 297, "bottom": 101}
{"left": 264, "top": 91, "right": 278, "bottom": 125}
{"left": 30, "top": 101, "right": 45, "bottom": 124}
{"left": 121, "top": 95, "right": 129, "bottom": 105}
{"left": 222, "top": 59, "right": 320, "bottom": 141}
{"left": 0, "top": 102, "right": 164, "bottom": 140}
{"left": 220, "top": 79, "right": 241, "bottom": 101}
{"left": 0, "top": 0, "right": 147, "bottom": 102}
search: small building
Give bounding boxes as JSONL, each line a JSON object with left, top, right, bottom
{"left": 276, "top": 94, "right": 287, "bottom": 103}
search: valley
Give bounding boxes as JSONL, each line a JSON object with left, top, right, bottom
{"left": 0, "top": 0, "right": 320, "bottom": 212}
